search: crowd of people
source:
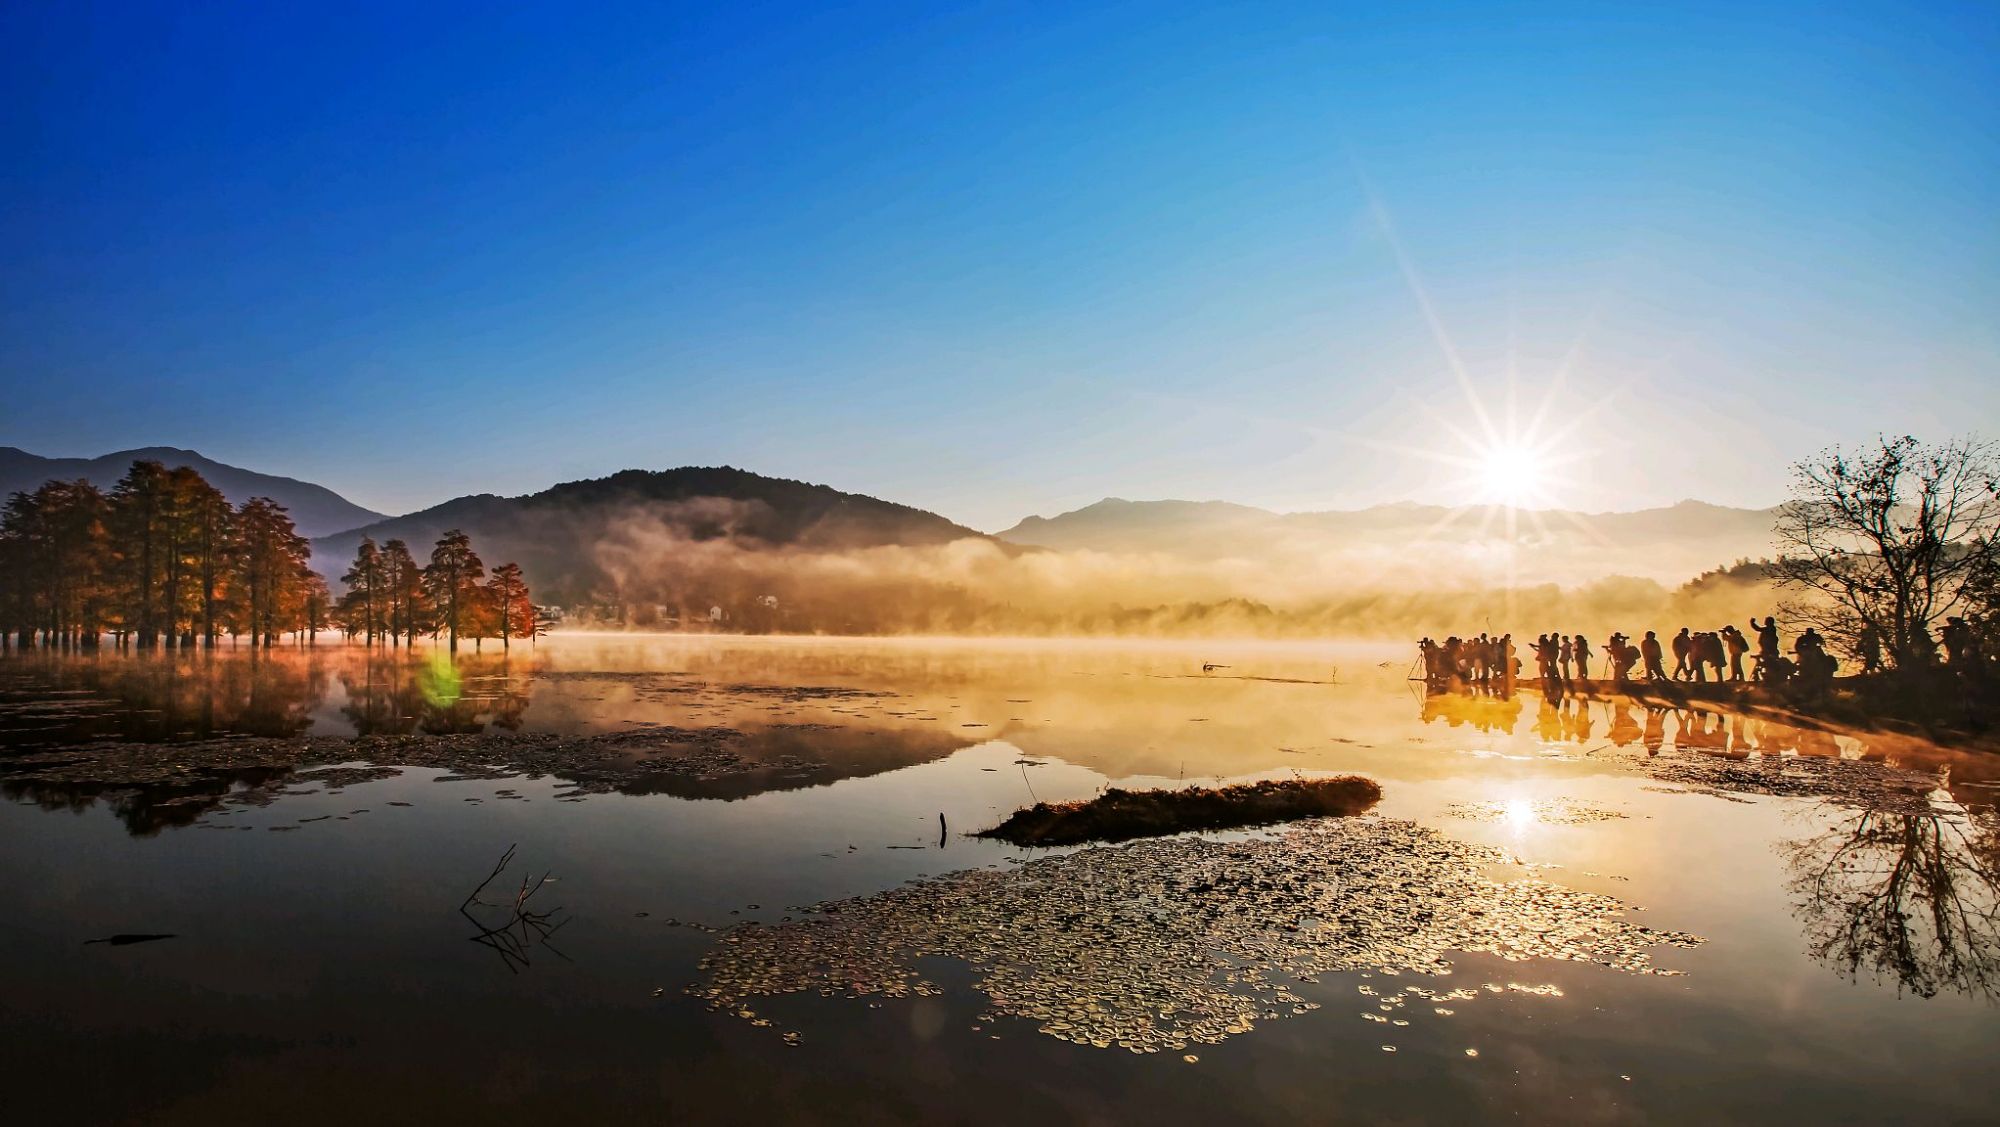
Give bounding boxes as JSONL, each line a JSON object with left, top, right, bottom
{"left": 1416, "top": 616, "right": 1847, "bottom": 692}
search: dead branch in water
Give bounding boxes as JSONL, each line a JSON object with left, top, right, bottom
{"left": 460, "top": 843, "right": 570, "bottom": 972}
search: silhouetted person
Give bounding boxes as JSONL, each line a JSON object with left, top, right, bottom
{"left": 1941, "top": 617, "right": 1972, "bottom": 667}
{"left": 1721, "top": 625, "right": 1749, "bottom": 681}
{"left": 1854, "top": 623, "right": 1882, "bottom": 674}
{"left": 1609, "top": 632, "right": 1638, "bottom": 684}
{"left": 1795, "top": 627, "right": 1834, "bottom": 689}
{"left": 1573, "top": 634, "right": 1592, "bottom": 681}
{"left": 1641, "top": 631, "right": 1667, "bottom": 681}
{"left": 1751, "top": 616, "right": 1780, "bottom": 680}
{"left": 1443, "top": 636, "right": 1465, "bottom": 684}
{"left": 1559, "top": 635, "right": 1574, "bottom": 684}
{"left": 1911, "top": 623, "right": 1939, "bottom": 666}
{"left": 1670, "top": 628, "right": 1693, "bottom": 680}
{"left": 1693, "top": 631, "right": 1724, "bottom": 683}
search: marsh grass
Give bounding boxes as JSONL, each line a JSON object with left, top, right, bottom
{"left": 976, "top": 776, "right": 1382, "bottom": 846}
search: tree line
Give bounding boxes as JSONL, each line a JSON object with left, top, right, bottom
{"left": 0, "top": 460, "right": 538, "bottom": 652}
{"left": 334, "top": 530, "right": 537, "bottom": 651}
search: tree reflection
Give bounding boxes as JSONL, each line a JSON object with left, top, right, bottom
{"left": 336, "top": 653, "right": 531, "bottom": 736}
{"left": 1785, "top": 806, "right": 2000, "bottom": 1000}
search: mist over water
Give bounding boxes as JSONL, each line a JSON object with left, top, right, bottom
{"left": 587, "top": 500, "right": 1781, "bottom": 638}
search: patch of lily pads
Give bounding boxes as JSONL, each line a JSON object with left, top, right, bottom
{"left": 695, "top": 816, "right": 1702, "bottom": 1053}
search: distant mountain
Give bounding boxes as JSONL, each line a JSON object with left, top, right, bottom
{"left": 0, "top": 446, "right": 387, "bottom": 538}
{"left": 311, "top": 466, "right": 996, "bottom": 604}
{"left": 999, "top": 498, "right": 1284, "bottom": 554}
{"left": 997, "top": 497, "right": 1781, "bottom": 584}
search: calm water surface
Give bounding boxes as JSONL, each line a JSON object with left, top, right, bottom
{"left": 1, "top": 636, "right": 1995, "bottom": 1125}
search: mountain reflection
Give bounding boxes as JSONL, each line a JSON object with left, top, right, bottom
{"left": 1784, "top": 807, "right": 2000, "bottom": 1001}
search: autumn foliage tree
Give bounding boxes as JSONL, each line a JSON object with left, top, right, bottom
{"left": 422, "top": 529, "right": 485, "bottom": 652}
{"left": 0, "top": 460, "right": 320, "bottom": 648}
{"left": 380, "top": 539, "right": 427, "bottom": 646}
{"left": 234, "top": 497, "right": 313, "bottom": 647}
{"left": 340, "top": 537, "right": 387, "bottom": 644}
{"left": 2, "top": 460, "right": 538, "bottom": 652}
{"left": 485, "top": 562, "right": 536, "bottom": 650}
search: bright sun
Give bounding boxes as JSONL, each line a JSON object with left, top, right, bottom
{"left": 1479, "top": 443, "right": 1546, "bottom": 507}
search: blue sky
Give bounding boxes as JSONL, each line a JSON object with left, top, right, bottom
{"left": 3, "top": 1, "right": 1994, "bottom": 529}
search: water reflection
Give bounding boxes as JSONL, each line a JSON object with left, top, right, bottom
{"left": 336, "top": 653, "right": 532, "bottom": 736}
{"left": 0, "top": 649, "right": 331, "bottom": 743}
{"left": 1423, "top": 688, "right": 1985, "bottom": 781}
{"left": 4, "top": 639, "right": 2000, "bottom": 1123}
{"left": 0, "top": 648, "right": 539, "bottom": 745}
{"left": 1785, "top": 806, "right": 2000, "bottom": 1000}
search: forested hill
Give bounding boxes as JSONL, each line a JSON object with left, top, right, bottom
{"left": 0, "top": 446, "right": 386, "bottom": 538}
{"left": 310, "top": 466, "right": 994, "bottom": 604}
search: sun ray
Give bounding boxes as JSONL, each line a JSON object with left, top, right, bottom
{"left": 1364, "top": 192, "right": 1502, "bottom": 450}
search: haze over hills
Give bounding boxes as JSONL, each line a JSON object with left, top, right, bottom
{"left": 1, "top": 446, "right": 1791, "bottom": 633}
{"left": 3, "top": 446, "right": 1788, "bottom": 593}
{"left": 311, "top": 466, "right": 997, "bottom": 608}
{"left": 0, "top": 446, "right": 386, "bottom": 539}
{"left": 999, "top": 497, "right": 1781, "bottom": 586}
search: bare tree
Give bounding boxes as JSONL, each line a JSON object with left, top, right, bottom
{"left": 1771, "top": 435, "right": 2000, "bottom": 669}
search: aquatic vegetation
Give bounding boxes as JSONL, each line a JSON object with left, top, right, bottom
{"left": 696, "top": 817, "right": 1702, "bottom": 1053}
{"left": 975, "top": 776, "right": 1382, "bottom": 845}
{"left": 1618, "top": 748, "right": 1943, "bottom": 815}
{"left": 1445, "top": 798, "right": 1628, "bottom": 825}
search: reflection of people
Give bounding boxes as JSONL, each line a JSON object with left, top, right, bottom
{"left": 1642, "top": 706, "right": 1667, "bottom": 755}
{"left": 1608, "top": 702, "right": 1639, "bottom": 746}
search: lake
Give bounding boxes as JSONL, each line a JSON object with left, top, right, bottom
{"left": 2, "top": 635, "right": 1995, "bottom": 1125}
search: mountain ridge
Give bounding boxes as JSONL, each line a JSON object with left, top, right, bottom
{"left": 0, "top": 446, "right": 387, "bottom": 539}
{"left": 310, "top": 465, "right": 1000, "bottom": 604}
{"left": 994, "top": 495, "right": 1782, "bottom": 584}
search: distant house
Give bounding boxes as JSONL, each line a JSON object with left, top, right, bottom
{"left": 709, "top": 605, "right": 725, "bottom": 623}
